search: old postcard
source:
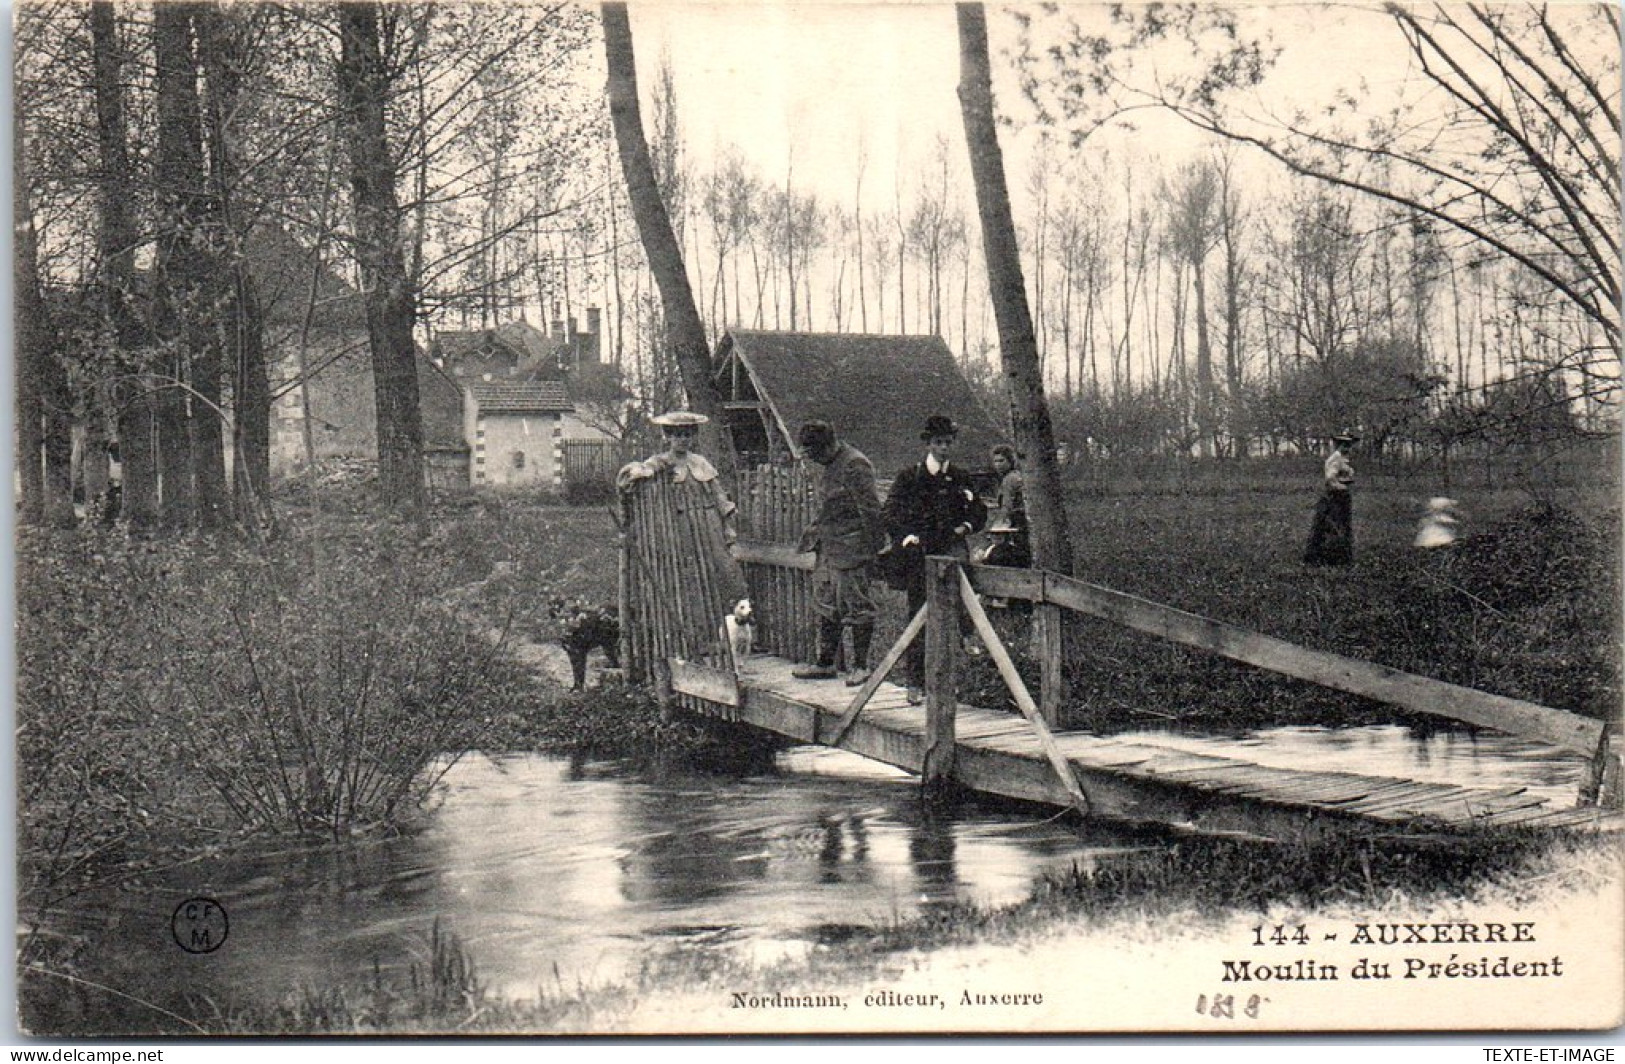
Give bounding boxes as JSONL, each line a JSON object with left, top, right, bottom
{"left": 12, "top": 0, "right": 1622, "bottom": 1040}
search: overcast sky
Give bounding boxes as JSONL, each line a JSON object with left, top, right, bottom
{"left": 624, "top": 1, "right": 1419, "bottom": 212}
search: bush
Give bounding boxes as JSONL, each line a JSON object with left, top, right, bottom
{"left": 157, "top": 544, "right": 521, "bottom": 837}
{"left": 16, "top": 523, "right": 534, "bottom": 914}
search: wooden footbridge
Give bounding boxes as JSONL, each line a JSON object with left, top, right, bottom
{"left": 617, "top": 468, "right": 1622, "bottom": 841}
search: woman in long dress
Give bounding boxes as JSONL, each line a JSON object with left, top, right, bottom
{"left": 1304, "top": 434, "right": 1358, "bottom": 566}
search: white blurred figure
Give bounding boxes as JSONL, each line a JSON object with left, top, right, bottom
{"left": 1414, "top": 496, "right": 1461, "bottom": 549}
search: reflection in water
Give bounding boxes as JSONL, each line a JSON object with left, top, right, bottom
{"left": 38, "top": 748, "right": 1125, "bottom": 1019}
{"left": 28, "top": 721, "right": 1590, "bottom": 1026}
{"left": 908, "top": 811, "right": 960, "bottom": 906}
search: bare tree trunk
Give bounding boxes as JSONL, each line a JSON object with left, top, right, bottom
{"left": 783, "top": 166, "right": 798, "bottom": 331}
{"left": 1193, "top": 260, "right": 1215, "bottom": 458}
{"left": 338, "top": 2, "right": 426, "bottom": 519}
{"left": 200, "top": 5, "right": 272, "bottom": 518}
{"left": 14, "top": 113, "right": 73, "bottom": 527}
{"left": 855, "top": 150, "right": 868, "bottom": 331}
{"left": 960, "top": 242, "right": 971, "bottom": 360}
{"left": 607, "top": 146, "right": 627, "bottom": 367}
{"left": 957, "top": 2, "right": 1072, "bottom": 575}
{"left": 153, "top": 2, "right": 204, "bottom": 532}
{"left": 894, "top": 201, "right": 906, "bottom": 332}
{"left": 601, "top": 2, "right": 732, "bottom": 470}
{"left": 93, "top": 1, "right": 158, "bottom": 532}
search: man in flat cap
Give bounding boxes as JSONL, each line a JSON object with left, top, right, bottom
{"left": 792, "top": 420, "right": 884, "bottom": 685}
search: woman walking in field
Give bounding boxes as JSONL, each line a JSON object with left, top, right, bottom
{"left": 1304, "top": 433, "right": 1358, "bottom": 566}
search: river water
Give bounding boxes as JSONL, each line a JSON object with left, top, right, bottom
{"left": 25, "top": 724, "right": 1588, "bottom": 1030}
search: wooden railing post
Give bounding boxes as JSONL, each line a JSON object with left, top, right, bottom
{"left": 923, "top": 556, "right": 960, "bottom": 805}
{"left": 1582, "top": 727, "right": 1623, "bottom": 808}
{"left": 1034, "top": 590, "right": 1066, "bottom": 729}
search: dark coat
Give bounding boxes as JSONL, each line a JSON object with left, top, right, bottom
{"left": 883, "top": 459, "right": 987, "bottom": 557}
{"left": 802, "top": 442, "right": 885, "bottom": 569}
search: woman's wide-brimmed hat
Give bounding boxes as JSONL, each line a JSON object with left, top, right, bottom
{"left": 920, "top": 414, "right": 958, "bottom": 440}
{"left": 1331, "top": 431, "right": 1361, "bottom": 444}
{"left": 652, "top": 410, "right": 709, "bottom": 429}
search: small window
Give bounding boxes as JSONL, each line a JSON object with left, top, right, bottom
{"left": 512, "top": 451, "right": 526, "bottom": 470}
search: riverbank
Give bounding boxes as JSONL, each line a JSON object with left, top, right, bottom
{"left": 617, "top": 834, "right": 1623, "bottom": 1035}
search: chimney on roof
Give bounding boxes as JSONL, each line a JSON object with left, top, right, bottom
{"left": 584, "top": 306, "right": 601, "bottom": 365}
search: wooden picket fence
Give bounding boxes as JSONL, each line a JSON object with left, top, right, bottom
{"left": 618, "top": 471, "right": 747, "bottom": 687}
{"left": 731, "top": 463, "right": 820, "bottom": 665}
{"left": 562, "top": 438, "right": 638, "bottom": 492}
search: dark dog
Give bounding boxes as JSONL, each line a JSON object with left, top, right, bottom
{"left": 551, "top": 598, "right": 621, "bottom": 690}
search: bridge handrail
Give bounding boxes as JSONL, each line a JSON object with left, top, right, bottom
{"left": 731, "top": 539, "right": 816, "bottom": 571}
{"left": 963, "top": 563, "right": 1603, "bottom": 757}
{"left": 727, "top": 545, "right": 1606, "bottom": 758}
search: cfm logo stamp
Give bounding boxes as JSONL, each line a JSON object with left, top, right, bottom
{"left": 171, "top": 897, "right": 229, "bottom": 955}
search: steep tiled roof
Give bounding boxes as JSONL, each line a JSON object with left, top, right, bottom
{"left": 468, "top": 380, "right": 573, "bottom": 414}
{"left": 714, "top": 330, "right": 1004, "bottom": 476}
{"left": 433, "top": 321, "right": 566, "bottom": 382}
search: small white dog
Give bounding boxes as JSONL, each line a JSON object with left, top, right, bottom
{"left": 722, "top": 598, "right": 755, "bottom": 675}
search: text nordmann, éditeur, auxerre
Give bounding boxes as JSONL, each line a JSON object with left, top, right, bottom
{"left": 728, "top": 988, "right": 1043, "bottom": 1011}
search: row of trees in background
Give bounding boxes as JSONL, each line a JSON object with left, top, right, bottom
{"left": 591, "top": 2, "right": 1617, "bottom": 465}
{"left": 17, "top": 2, "right": 1620, "bottom": 533}
{"left": 624, "top": 126, "right": 1612, "bottom": 458}
{"left": 1011, "top": 0, "right": 1618, "bottom": 464}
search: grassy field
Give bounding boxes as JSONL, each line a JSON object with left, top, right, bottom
{"left": 1044, "top": 467, "right": 1620, "bottom": 732}
{"left": 443, "top": 456, "right": 1620, "bottom": 734}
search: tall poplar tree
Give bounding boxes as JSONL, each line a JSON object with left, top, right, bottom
{"left": 601, "top": 2, "right": 731, "bottom": 468}
{"left": 956, "top": 2, "right": 1073, "bottom": 574}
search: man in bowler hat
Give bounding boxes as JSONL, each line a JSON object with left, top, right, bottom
{"left": 882, "top": 414, "right": 987, "bottom": 703}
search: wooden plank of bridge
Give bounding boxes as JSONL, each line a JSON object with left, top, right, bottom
{"left": 665, "top": 653, "right": 1612, "bottom": 838}
{"left": 958, "top": 566, "right": 1092, "bottom": 819}
{"left": 669, "top": 658, "right": 739, "bottom": 707}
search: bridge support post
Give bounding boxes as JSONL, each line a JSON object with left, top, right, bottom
{"left": 1582, "top": 725, "right": 1623, "bottom": 808}
{"left": 923, "top": 556, "right": 960, "bottom": 807}
{"left": 1034, "top": 596, "right": 1066, "bottom": 729}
